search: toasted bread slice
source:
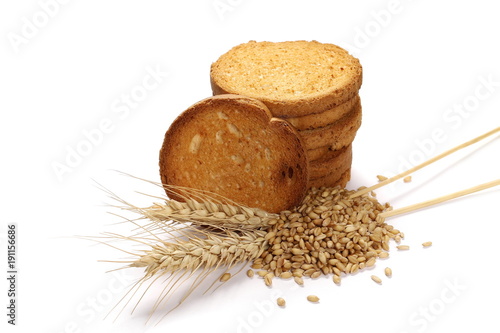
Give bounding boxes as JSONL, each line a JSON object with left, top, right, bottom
{"left": 308, "top": 169, "right": 351, "bottom": 189}
{"left": 307, "top": 145, "right": 334, "bottom": 162}
{"left": 159, "top": 94, "right": 309, "bottom": 213}
{"left": 309, "top": 145, "right": 352, "bottom": 179}
{"left": 287, "top": 94, "right": 360, "bottom": 131}
{"left": 299, "top": 99, "right": 362, "bottom": 150}
{"left": 211, "top": 40, "right": 362, "bottom": 118}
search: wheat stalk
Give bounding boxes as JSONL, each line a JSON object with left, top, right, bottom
{"left": 95, "top": 217, "right": 269, "bottom": 324}
{"left": 98, "top": 172, "right": 278, "bottom": 230}
{"left": 92, "top": 176, "right": 274, "bottom": 323}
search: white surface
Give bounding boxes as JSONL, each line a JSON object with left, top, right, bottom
{"left": 1, "top": 0, "right": 499, "bottom": 332}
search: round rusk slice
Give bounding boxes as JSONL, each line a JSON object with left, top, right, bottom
{"left": 159, "top": 94, "right": 309, "bottom": 213}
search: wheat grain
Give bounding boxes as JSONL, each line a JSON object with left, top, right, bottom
{"left": 264, "top": 273, "right": 274, "bottom": 286}
{"left": 294, "top": 276, "right": 304, "bottom": 286}
{"left": 280, "top": 272, "right": 293, "bottom": 279}
{"left": 277, "top": 297, "right": 286, "bottom": 307}
{"left": 378, "top": 252, "right": 389, "bottom": 258}
{"left": 307, "top": 295, "right": 320, "bottom": 302}
{"left": 220, "top": 273, "right": 231, "bottom": 282}
{"left": 377, "top": 175, "right": 388, "bottom": 181}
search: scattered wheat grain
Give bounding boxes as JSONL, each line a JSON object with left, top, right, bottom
{"left": 307, "top": 295, "right": 320, "bottom": 303}
{"left": 220, "top": 273, "right": 231, "bottom": 282}
{"left": 371, "top": 275, "right": 382, "bottom": 284}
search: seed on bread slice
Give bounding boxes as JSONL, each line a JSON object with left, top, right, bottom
{"left": 210, "top": 40, "right": 362, "bottom": 118}
{"left": 159, "top": 94, "right": 309, "bottom": 213}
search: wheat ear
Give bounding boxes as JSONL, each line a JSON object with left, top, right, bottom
{"left": 98, "top": 173, "right": 278, "bottom": 230}
{"left": 139, "top": 198, "right": 277, "bottom": 230}
{"left": 98, "top": 220, "right": 268, "bottom": 324}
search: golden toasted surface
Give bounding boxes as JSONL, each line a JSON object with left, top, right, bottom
{"left": 308, "top": 169, "right": 351, "bottom": 189}
{"left": 159, "top": 94, "right": 309, "bottom": 213}
{"left": 309, "top": 145, "right": 352, "bottom": 179}
{"left": 299, "top": 99, "right": 362, "bottom": 150}
{"left": 211, "top": 40, "right": 362, "bottom": 117}
{"left": 307, "top": 145, "right": 333, "bottom": 162}
{"left": 287, "top": 94, "right": 360, "bottom": 131}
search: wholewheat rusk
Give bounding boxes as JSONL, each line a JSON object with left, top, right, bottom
{"left": 287, "top": 94, "right": 360, "bottom": 131}
{"left": 308, "top": 169, "right": 351, "bottom": 189}
{"left": 210, "top": 40, "right": 362, "bottom": 118}
{"left": 307, "top": 145, "right": 336, "bottom": 162}
{"left": 309, "top": 145, "right": 352, "bottom": 179}
{"left": 299, "top": 99, "right": 362, "bottom": 151}
{"left": 159, "top": 94, "right": 309, "bottom": 213}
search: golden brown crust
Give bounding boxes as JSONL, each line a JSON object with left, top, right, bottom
{"left": 309, "top": 145, "right": 352, "bottom": 179}
{"left": 159, "top": 94, "right": 309, "bottom": 213}
{"left": 210, "top": 40, "right": 362, "bottom": 118}
{"left": 308, "top": 169, "right": 351, "bottom": 189}
{"left": 299, "top": 99, "right": 362, "bottom": 151}
{"left": 307, "top": 145, "right": 334, "bottom": 162}
{"left": 287, "top": 94, "right": 360, "bottom": 131}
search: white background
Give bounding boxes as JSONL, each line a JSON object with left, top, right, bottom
{"left": 1, "top": 0, "right": 499, "bottom": 332}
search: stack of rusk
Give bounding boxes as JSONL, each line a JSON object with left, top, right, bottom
{"left": 210, "top": 40, "right": 362, "bottom": 189}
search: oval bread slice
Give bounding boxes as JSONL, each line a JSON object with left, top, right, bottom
{"left": 211, "top": 40, "right": 362, "bottom": 118}
{"left": 159, "top": 94, "right": 309, "bottom": 213}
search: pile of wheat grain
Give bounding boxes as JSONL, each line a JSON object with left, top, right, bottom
{"left": 248, "top": 186, "right": 402, "bottom": 286}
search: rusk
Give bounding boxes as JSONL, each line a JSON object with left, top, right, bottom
{"left": 287, "top": 94, "right": 360, "bottom": 131}
{"left": 159, "top": 94, "right": 309, "bottom": 213}
{"left": 210, "top": 40, "right": 362, "bottom": 118}
{"left": 307, "top": 145, "right": 334, "bottom": 162}
{"left": 308, "top": 169, "right": 351, "bottom": 189}
{"left": 309, "top": 145, "right": 352, "bottom": 179}
{"left": 299, "top": 99, "right": 362, "bottom": 151}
